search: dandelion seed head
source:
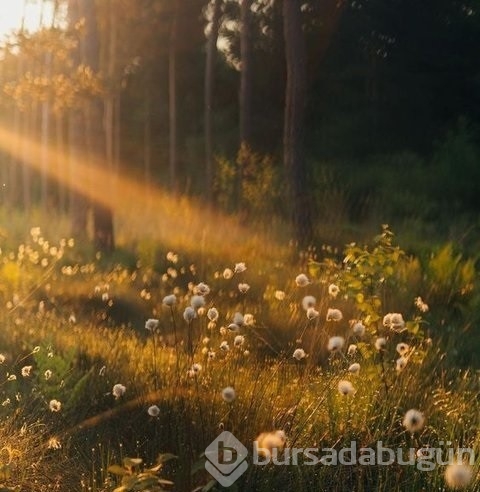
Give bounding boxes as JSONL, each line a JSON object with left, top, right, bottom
{"left": 223, "top": 268, "right": 233, "bottom": 279}
{"left": 49, "top": 399, "right": 62, "bottom": 412}
{"left": 375, "top": 337, "right": 387, "bottom": 351}
{"left": 444, "top": 463, "right": 472, "bottom": 489}
{"left": 347, "top": 344, "right": 358, "bottom": 356}
{"left": 306, "top": 307, "right": 319, "bottom": 320}
{"left": 233, "top": 312, "right": 244, "bottom": 326}
{"left": 352, "top": 321, "right": 366, "bottom": 337}
{"left": 194, "top": 282, "right": 210, "bottom": 296}
{"left": 402, "top": 409, "right": 424, "bottom": 433}
{"left": 327, "top": 336, "right": 345, "bottom": 352}
{"left": 222, "top": 386, "right": 236, "bottom": 402}
{"left": 396, "top": 356, "right": 408, "bottom": 372}
{"left": 295, "top": 274, "right": 310, "bottom": 287}
{"left": 190, "top": 295, "right": 206, "bottom": 309}
{"left": 234, "top": 262, "right": 246, "bottom": 273}
{"left": 192, "top": 363, "right": 202, "bottom": 374}
{"left": 328, "top": 283, "right": 340, "bottom": 298}
{"left": 183, "top": 306, "right": 197, "bottom": 322}
{"left": 234, "top": 335, "right": 245, "bottom": 347}
{"left": 162, "top": 294, "right": 177, "bottom": 307}
{"left": 207, "top": 307, "right": 219, "bottom": 321}
{"left": 145, "top": 318, "right": 159, "bottom": 331}
{"left": 0, "top": 354, "right": 6, "bottom": 364}
{"left": 243, "top": 313, "right": 255, "bottom": 326}
{"left": 293, "top": 348, "right": 306, "bottom": 360}
{"left": 348, "top": 362, "right": 361, "bottom": 374}
{"left": 112, "top": 384, "right": 126, "bottom": 399}
{"left": 301, "top": 295, "right": 316, "bottom": 311}
{"left": 274, "top": 290, "right": 286, "bottom": 301}
{"left": 338, "top": 380, "right": 356, "bottom": 396}
{"left": 220, "top": 341, "right": 230, "bottom": 352}
{"left": 326, "top": 308, "right": 343, "bottom": 322}
{"left": 396, "top": 342, "right": 410, "bottom": 355}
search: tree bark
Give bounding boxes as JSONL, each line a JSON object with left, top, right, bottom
{"left": 204, "top": 0, "right": 222, "bottom": 197}
{"left": 168, "top": 0, "right": 179, "bottom": 192}
{"left": 283, "top": 0, "right": 311, "bottom": 243}
{"left": 239, "top": 0, "right": 253, "bottom": 146}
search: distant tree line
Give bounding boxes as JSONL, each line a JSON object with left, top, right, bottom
{"left": 0, "top": 0, "right": 479, "bottom": 249}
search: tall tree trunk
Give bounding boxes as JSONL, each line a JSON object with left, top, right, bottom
{"left": 168, "top": 0, "right": 179, "bottom": 192}
{"left": 82, "top": 0, "right": 115, "bottom": 252}
{"left": 239, "top": 0, "right": 254, "bottom": 146}
{"left": 204, "top": 0, "right": 222, "bottom": 197}
{"left": 40, "top": 50, "right": 52, "bottom": 211}
{"left": 283, "top": 0, "right": 311, "bottom": 243}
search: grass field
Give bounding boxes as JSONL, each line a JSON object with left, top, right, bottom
{"left": 0, "top": 215, "right": 479, "bottom": 491}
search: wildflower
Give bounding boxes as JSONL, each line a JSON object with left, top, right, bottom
{"left": 306, "top": 307, "right": 319, "bottom": 320}
{"left": 166, "top": 251, "right": 178, "bottom": 263}
{"left": 293, "top": 348, "right": 306, "bottom": 361}
{"left": 222, "top": 386, "right": 236, "bottom": 403}
{"left": 49, "top": 399, "right": 62, "bottom": 412}
{"left": 338, "top": 380, "right": 355, "bottom": 396}
{"left": 233, "top": 312, "right": 244, "bottom": 326}
{"left": 243, "top": 349, "right": 250, "bottom": 356}
{"left": 44, "top": 369, "right": 52, "bottom": 380}
{"left": 327, "top": 336, "right": 345, "bottom": 352}
{"left": 207, "top": 307, "right": 219, "bottom": 322}
{"left": 202, "top": 337, "right": 210, "bottom": 345}
{"left": 295, "top": 274, "right": 310, "bottom": 287}
{"left": 102, "top": 292, "right": 109, "bottom": 302}
{"left": 162, "top": 294, "right": 176, "bottom": 307}
{"left": 201, "top": 346, "right": 209, "bottom": 355}
{"left": 234, "top": 262, "right": 247, "bottom": 273}
{"left": 190, "top": 295, "right": 205, "bottom": 309}
{"left": 183, "top": 306, "right": 196, "bottom": 322}
{"left": 243, "top": 313, "right": 255, "bottom": 326}
{"left": 414, "top": 296, "right": 429, "bottom": 313}
{"left": 352, "top": 321, "right": 365, "bottom": 337}
{"left": 195, "top": 282, "right": 210, "bottom": 296}
{"left": 375, "top": 337, "right": 387, "bottom": 351}
{"left": 234, "top": 335, "right": 245, "bottom": 347}
{"left": 219, "top": 326, "right": 227, "bottom": 336}
{"left": 328, "top": 283, "right": 340, "bottom": 298}
{"left": 444, "top": 463, "right": 473, "bottom": 490}
{"left": 228, "top": 323, "right": 240, "bottom": 333}
{"left": 396, "top": 356, "right": 408, "bottom": 372}
{"left": 112, "top": 384, "right": 126, "bottom": 399}
{"left": 274, "top": 290, "right": 286, "bottom": 301}
{"left": 47, "top": 437, "right": 62, "bottom": 450}
{"left": 238, "top": 283, "right": 250, "bottom": 293}
{"left": 383, "top": 312, "right": 406, "bottom": 332}
{"left": 220, "top": 341, "right": 230, "bottom": 352}
{"left": 301, "top": 295, "right": 316, "bottom": 310}
{"left": 396, "top": 342, "right": 410, "bottom": 355}
{"left": 326, "top": 308, "right": 343, "bottom": 322}
{"left": 0, "top": 354, "right": 5, "bottom": 364}
{"left": 255, "top": 431, "right": 286, "bottom": 459}
{"left": 223, "top": 268, "right": 233, "bottom": 279}
{"left": 347, "top": 344, "right": 358, "bottom": 356}
{"left": 145, "top": 318, "right": 159, "bottom": 331}
{"left": 191, "top": 363, "right": 202, "bottom": 374}
{"left": 402, "top": 409, "right": 424, "bottom": 433}
{"left": 348, "top": 363, "right": 361, "bottom": 374}
{"left": 208, "top": 350, "right": 216, "bottom": 360}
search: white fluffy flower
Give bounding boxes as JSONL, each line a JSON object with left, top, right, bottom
{"left": 444, "top": 463, "right": 473, "bottom": 490}
{"left": 112, "top": 384, "right": 126, "bottom": 399}
{"left": 234, "top": 335, "right": 245, "bottom": 347}
{"left": 352, "top": 321, "right": 365, "bottom": 337}
{"left": 195, "top": 282, "right": 210, "bottom": 296}
{"left": 243, "top": 313, "right": 255, "bottom": 326}
{"left": 222, "top": 386, "right": 236, "bottom": 403}
{"left": 183, "top": 306, "right": 197, "bottom": 322}
{"left": 162, "top": 294, "right": 176, "bottom": 307}
{"left": 295, "top": 274, "right": 310, "bottom": 287}
{"left": 402, "top": 409, "right": 424, "bottom": 433}
{"left": 327, "top": 336, "right": 345, "bottom": 352}
{"left": 49, "top": 399, "right": 62, "bottom": 412}
{"left": 234, "top": 262, "right": 247, "bottom": 273}
{"left": 190, "top": 295, "right": 206, "bottom": 309}
{"left": 233, "top": 312, "right": 244, "bottom": 326}
{"left": 220, "top": 341, "right": 230, "bottom": 352}
{"left": 21, "top": 365, "right": 32, "bottom": 377}
{"left": 274, "top": 290, "right": 286, "bottom": 301}
{"left": 306, "top": 307, "right": 319, "bottom": 320}
{"left": 396, "top": 342, "right": 410, "bottom": 355}
{"left": 255, "top": 430, "right": 286, "bottom": 459}
{"left": 383, "top": 312, "right": 406, "bottom": 332}
{"left": 145, "top": 318, "right": 159, "bottom": 331}
{"left": 293, "top": 348, "right": 306, "bottom": 360}
{"left": 326, "top": 308, "right": 343, "bottom": 322}
{"left": 301, "top": 295, "right": 316, "bottom": 310}
{"left": 207, "top": 307, "right": 219, "bottom": 321}
{"left": 238, "top": 283, "right": 250, "bottom": 293}
{"left": 147, "top": 405, "right": 160, "bottom": 417}
{"left": 375, "top": 337, "right": 387, "bottom": 351}
{"left": 338, "top": 380, "right": 356, "bottom": 396}
{"left": 328, "top": 283, "right": 340, "bottom": 298}
{"left": 396, "top": 356, "right": 408, "bottom": 372}
{"left": 348, "top": 362, "right": 361, "bottom": 374}
{"left": 347, "top": 344, "right": 357, "bottom": 356}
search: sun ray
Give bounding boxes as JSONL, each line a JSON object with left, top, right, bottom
{"left": 0, "top": 122, "right": 290, "bottom": 265}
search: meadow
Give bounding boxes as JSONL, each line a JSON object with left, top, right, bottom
{"left": 0, "top": 214, "right": 479, "bottom": 492}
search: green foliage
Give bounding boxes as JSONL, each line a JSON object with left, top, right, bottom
{"left": 106, "top": 455, "right": 176, "bottom": 492}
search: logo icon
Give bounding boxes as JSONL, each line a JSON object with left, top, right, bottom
{"left": 204, "top": 431, "right": 248, "bottom": 486}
